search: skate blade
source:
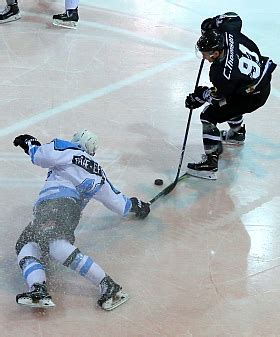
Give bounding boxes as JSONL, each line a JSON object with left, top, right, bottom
{"left": 17, "top": 297, "right": 56, "bottom": 308}
{"left": 185, "top": 168, "right": 217, "bottom": 180}
{"left": 53, "top": 19, "right": 78, "bottom": 29}
{"left": 101, "top": 291, "right": 129, "bottom": 311}
{"left": 0, "top": 13, "right": 21, "bottom": 24}
{"left": 222, "top": 141, "right": 244, "bottom": 146}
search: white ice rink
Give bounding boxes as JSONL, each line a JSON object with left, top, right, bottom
{"left": 0, "top": 1, "right": 280, "bottom": 336}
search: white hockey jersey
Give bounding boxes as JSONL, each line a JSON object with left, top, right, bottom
{"left": 28, "top": 138, "right": 131, "bottom": 216}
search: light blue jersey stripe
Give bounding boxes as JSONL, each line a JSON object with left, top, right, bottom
{"left": 35, "top": 186, "right": 80, "bottom": 206}
{"left": 30, "top": 145, "right": 40, "bottom": 163}
{"left": 124, "top": 197, "right": 132, "bottom": 216}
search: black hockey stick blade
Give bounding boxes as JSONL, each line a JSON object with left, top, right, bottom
{"left": 149, "top": 172, "right": 189, "bottom": 204}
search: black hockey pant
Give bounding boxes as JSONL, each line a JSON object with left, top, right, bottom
{"left": 200, "top": 83, "right": 271, "bottom": 153}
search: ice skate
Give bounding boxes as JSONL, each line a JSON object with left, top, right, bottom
{"left": 220, "top": 124, "right": 246, "bottom": 145}
{"left": 0, "top": 3, "right": 21, "bottom": 23}
{"left": 53, "top": 7, "right": 79, "bottom": 29}
{"left": 16, "top": 282, "right": 55, "bottom": 308}
{"left": 98, "top": 275, "right": 129, "bottom": 311}
{"left": 186, "top": 154, "right": 218, "bottom": 180}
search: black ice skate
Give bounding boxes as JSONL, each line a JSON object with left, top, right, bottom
{"left": 186, "top": 154, "right": 218, "bottom": 180}
{"left": 16, "top": 282, "right": 55, "bottom": 308}
{"left": 220, "top": 124, "right": 246, "bottom": 145}
{"left": 53, "top": 7, "right": 79, "bottom": 29}
{"left": 130, "top": 197, "right": 150, "bottom": 219}
{"left": 98, "top": 275, "right": 129, "bottom": 311}
{"left": 0, "top": 2, "right": 21, "bottom": 23}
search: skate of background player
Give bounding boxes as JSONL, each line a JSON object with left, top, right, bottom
{"left": 0, "top": 1, "right": 280, "bottom": 337}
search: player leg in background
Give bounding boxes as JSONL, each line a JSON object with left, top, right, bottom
{"left": 15, "top": 240, "right": 55, "bottom": 308}
{"left": 49, "top": 239, "right": 129, "bottom": 311}
{"left": 221, "top": 115, "right": 246, "bottom": 145}
{"left": 0, "top": 0, "right": 21, "bottom": 23}
{"left": 53, "top": 0, "right": 79, "bottom": 29}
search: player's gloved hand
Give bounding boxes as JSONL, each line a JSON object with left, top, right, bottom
{"left": 195, "top": 86, "right": 212, "bottom": 102}
{"left": 130, "top": 197, "right": 150, "bottom": 219}
{"left": 185, "top": 93, "right": 204, "bottom": 109}
{"left": 185, "top": 86, "right": 210, "bottom": 109}
{"left": 13, "top": 134, "right": 41, "bottom": 155}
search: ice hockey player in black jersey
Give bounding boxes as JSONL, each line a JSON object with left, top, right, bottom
{"left": 185, "top": 12, "right": 277, "bottom": 180}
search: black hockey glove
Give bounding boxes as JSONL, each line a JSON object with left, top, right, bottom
{"left": 130, "top": 197, "right": 150, "bottom": 219}
{"left": 13, "top": 134, "right": 41, "bottom": 155}
{"left": 185, "top": 86, "right": 210, "bottom": 109}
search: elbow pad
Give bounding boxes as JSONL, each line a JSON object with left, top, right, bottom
{"left": 215, "top": 12, "right": 242, "bottom": 32}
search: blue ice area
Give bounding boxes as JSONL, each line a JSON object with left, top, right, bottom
{"left": 82, "top": 0, "right": 280, "bottom": 62}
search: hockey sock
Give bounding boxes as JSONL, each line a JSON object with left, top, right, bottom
{"left": 65, "top": 0, "right": 79, "bottom": 10}
{"left": 202, "top": 121, "right": 221, "bottom": 154}
{"left": 17, "top": 243, "right": 46, "bottom": 290}
{"left": 49, "top": 239, "right": 106, "bottom": 286}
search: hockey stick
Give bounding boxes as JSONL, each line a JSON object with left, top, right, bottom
{"left": 149, "top": 59, "right": 205, "bottom": 204}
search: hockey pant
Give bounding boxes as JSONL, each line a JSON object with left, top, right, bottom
{"left": 200, "top": 83, "right": 271, "bottom": 153}
{"left": 15, "top": 197, "right": 105, "bottom": 289}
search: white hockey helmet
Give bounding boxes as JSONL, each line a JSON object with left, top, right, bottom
{"left": 71, "top": 129, "right": 98, "bottom": 156}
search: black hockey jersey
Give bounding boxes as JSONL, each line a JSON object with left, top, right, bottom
{"left": 206, "top": 14, "right": 276, "bottom": 101}
{"left": 210, "top": 31, "right": 276, "bottom": 100}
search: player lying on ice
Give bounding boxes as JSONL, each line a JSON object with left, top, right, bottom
{"left": 13, "top": 130, "right": 150, "bottom": 310}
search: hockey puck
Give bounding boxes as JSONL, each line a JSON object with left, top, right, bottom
{"left": 154, "top": 179, "right": 163, "bottom": 186}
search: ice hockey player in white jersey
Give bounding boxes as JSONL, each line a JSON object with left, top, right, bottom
{"left": 13, "top": 130, "right": 150, "bottom": 310}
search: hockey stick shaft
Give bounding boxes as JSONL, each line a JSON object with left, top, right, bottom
{"left": 149, "top": 59, "right": 205, "bottom": 204}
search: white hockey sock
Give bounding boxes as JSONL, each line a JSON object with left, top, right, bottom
{"left": 17, "top": 242, "right": 46, "bottom": 290}
{"left": 65, "top": 0, "right": 79, "bottom": 10}
{"left": 49, "top": 239, "right": 106, "bottom": 287}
